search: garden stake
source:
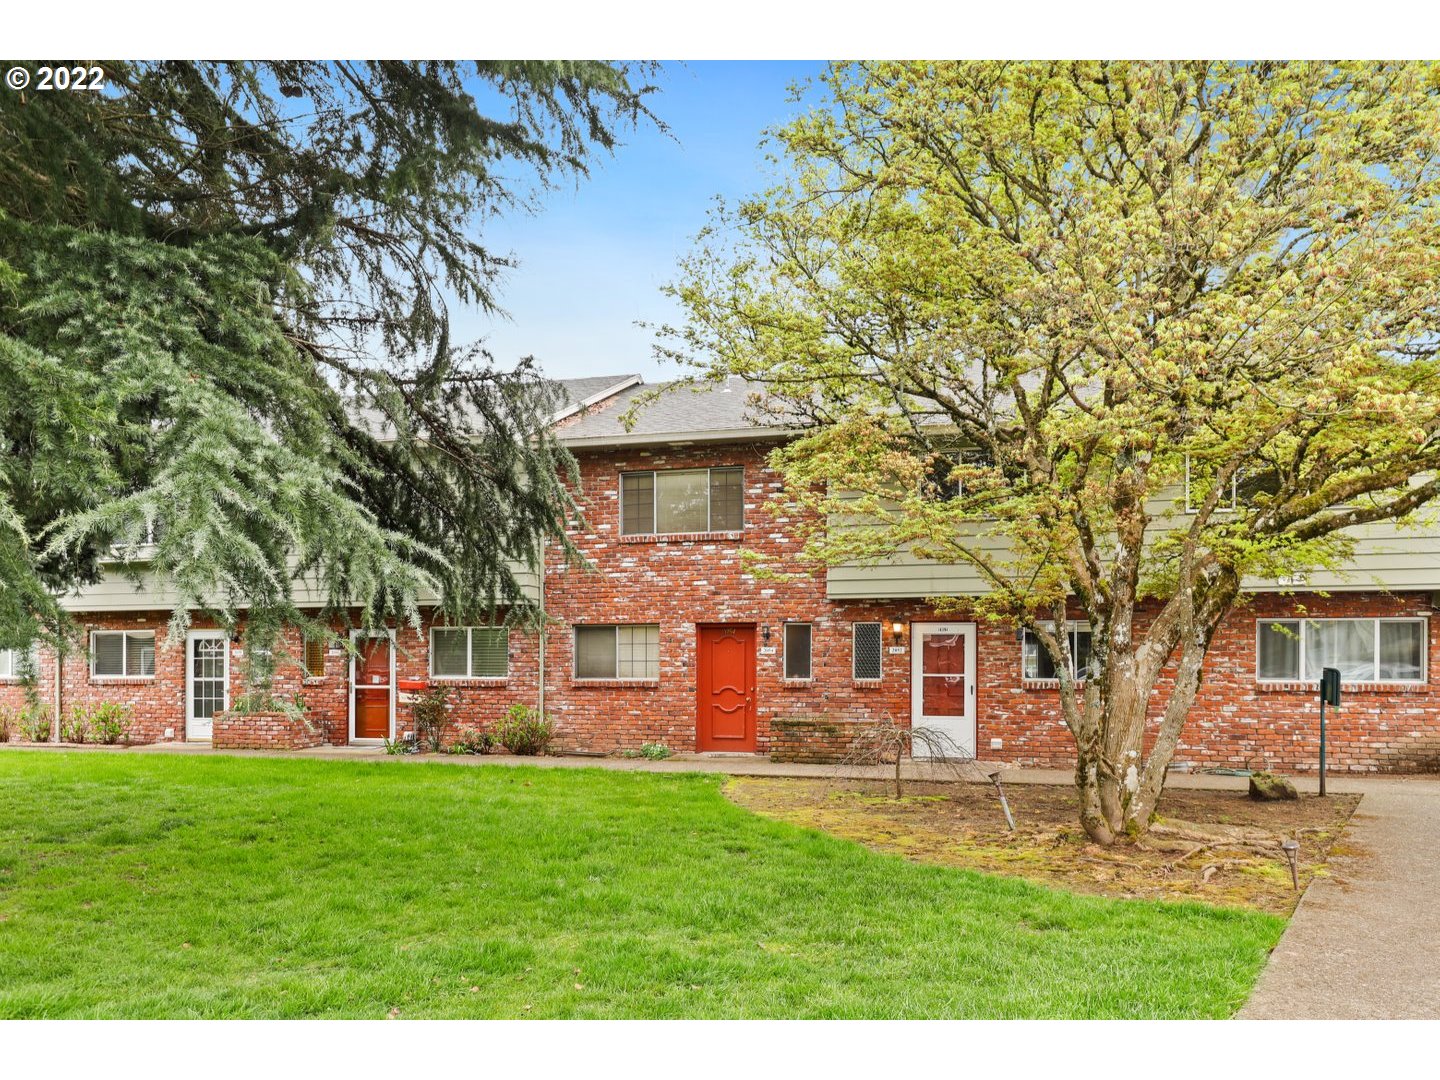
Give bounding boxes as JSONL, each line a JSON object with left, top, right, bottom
{"left": 1281, "top": 838, "right": 1300, "bottom": 890}
{"left": 986, "top": 770, "right": 1016, "bottom": 832}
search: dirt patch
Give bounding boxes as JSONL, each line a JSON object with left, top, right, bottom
{"left": 726, "top": 776, "right": 1360, "bottom": 915}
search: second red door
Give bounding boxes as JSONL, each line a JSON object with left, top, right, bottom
{"left": 696, "top": 625, "right": 757, "bottom": 752}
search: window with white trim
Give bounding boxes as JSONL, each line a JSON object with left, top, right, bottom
{"left": 1022, "top": 624, "right": 1094, "bottom": 680}
{"left": 620, "top": 468, "right": 743, "bottom": 535}
{"left": 574, "top": 625, "right": 659, "bottom": 680}
{"left": 430, "top": 627, "right": 509, "bottom": 679}
{"left": 1257, "top": 618, "right": 1426, "bottom": 683}
{"left": 91, "top": 630, "right": 155, "bottom": 677}
{"left": 784, "top": 623, "right": 812, "bottom": 680}
{"left": 852, "top": 622, "right": 883, "bottom": 680}
{"left": 0, "top": 647, "right": 37, "bottom": 679}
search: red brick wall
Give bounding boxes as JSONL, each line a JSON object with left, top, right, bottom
{"left": 212, "top": 710, "right": 324, "bottom": 751}
{"left": 7, "top": 440, "right": 1440, "bottom": 773}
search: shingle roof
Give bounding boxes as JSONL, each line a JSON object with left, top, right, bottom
{"left": 557, "top": 376, "right": 792, "bottom": 446}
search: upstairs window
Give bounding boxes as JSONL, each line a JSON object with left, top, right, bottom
{"left": 1257, "top": 618, "right": 1425, "bottom": 683}
{"left": 852, "top": 622, "right": 883, "bottom": 680}
{"left": 431, "top": 627, "right": 510, "bottom": 679}
{"left": 1022, "top": 624, "right": 1093, "bottom": 680}
{"left": 91, "top": 630, "right": 155, "bottom": 678}
{"left": 574, "top": 625, "right": 659, "bottom": 680}
{"left": 621, "top": 468, "right": 743, "bottom": 535}
{"left": 784, "top": 623, "right": 813, "bottom": 680}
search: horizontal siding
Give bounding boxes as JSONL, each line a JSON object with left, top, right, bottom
{"left": 828, "top": 507, "right": 1440, "bottom": 601}
{"left": 59, "top": 561, "right": 541, "bottom": 613}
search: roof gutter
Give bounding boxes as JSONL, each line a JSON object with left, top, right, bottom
{"left": 557, "top": 427, "right": 797, "bottom": 450}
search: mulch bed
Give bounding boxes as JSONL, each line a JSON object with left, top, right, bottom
{"left": 725, "top": 775, "right": 1360, "bottom": 915}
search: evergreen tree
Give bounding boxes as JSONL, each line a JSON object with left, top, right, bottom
{"left": 0, "top": 61, "right": 655, "bottom": 672}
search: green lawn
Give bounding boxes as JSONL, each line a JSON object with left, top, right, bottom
{"left": 0, "top": 752, "right": 1282, "bottom": 1018}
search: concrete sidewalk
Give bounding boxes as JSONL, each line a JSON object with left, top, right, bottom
{"left": 1239, "top": 774, "right": 1440, "bottom": 1019}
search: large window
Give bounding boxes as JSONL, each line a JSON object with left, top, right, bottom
{"left": 852, "top": 622, "right": 883, "bottom": 680}
{"left": 1022, "top": 624, "right": 1094, "bottom": 680}
{"left": 574, "top": 625, "right": 659, "bottom": 680}
{"left": 1257, "top": 618, "right": 1426, "bottom": 683}
{"left": 784, "top": 623, "right": 812, "bottom": 680}
{"left": 91, "top": 630, "right": 155, "bottom": 677}
{"left": 620, "top": 467, "right": 743, "bottom": 535}
{"left": 431, "top": 627, "right": 509, "bottom": 679}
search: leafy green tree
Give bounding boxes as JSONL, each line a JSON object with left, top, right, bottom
{"left": 667, "top": 61, "right": 1440, "bottom": 843}
{"left": 0, "top": 61, "right": 654, "bottom": 677}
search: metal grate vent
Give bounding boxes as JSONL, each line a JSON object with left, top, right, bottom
{"left": 853, "top": 622, "right": 883, "bottom": 680}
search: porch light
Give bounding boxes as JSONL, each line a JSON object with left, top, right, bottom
{"left": 1281, "top": 838, "right": 1300, "bottom": 890}
{"left": 761, "top": 624, "right": 771, "bottom": 644}
{"left": 891, "top": 621, "right": 905, "bottom": 643}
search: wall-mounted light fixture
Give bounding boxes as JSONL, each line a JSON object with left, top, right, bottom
{"left": 891, "top": 620, "right": 905, "bottom": 644}
{"left": 761, "top": 624, "right": 772, "bottom": 644}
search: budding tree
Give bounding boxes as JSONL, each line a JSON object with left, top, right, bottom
{"left": 665, "top": 61, "right": 1440, "bottom": 843}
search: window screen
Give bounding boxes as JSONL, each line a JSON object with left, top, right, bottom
{"left": 784, "top": 623, "right": 812, "bottom": 680}
{"left": 617, "top": 625, "right": 659, "bottom": 679}
{"left": 470, "top": 628, "right": 509, "bottom": 678}
{"left": 92, "top": 631, "right": 154, "bottom": 677}
{"left": 575, "top": 626, "right": 619, "bottom": 678}
{"left": 1257, "top": 620, "right": 1301, "bottom": 680}
{"left": 853, "top": 623, "right": 882, "bottom": 680}
{"left": 620, "top": 472, "right": 655, "bottom": 535}
{"left": 709, "top": 468, "right": 743, "bottom": 530}
{"left": 431, "top": 628, "right": 469, "bottom": 677}
{"left": 303, "top": 636, "right": 327, "bottom": 678}
{"left": 620, "top": 468, "right": 744, "bottom": 535}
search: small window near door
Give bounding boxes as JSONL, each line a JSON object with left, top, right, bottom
{"left": 574, "top": 625, "right": 659, "bottom": 680}
{"left": 303, "top": 636, "right": 327, "bottom": 679}
{"left": 0, "top": 647, "right": 37, "bottom": 679}
{"left": 91, "top": 630, "right": 155, "bottom": 677}
{"left": 852, "top": 623, "right": 882, "bottom": 680}
{"left": 784, "top": 623, "right": 812, "bottom": 680}
{"left": 1021, "top": 625, "right": 1093, "bottom": 680}
{"left": 431, "top": 627, "right": 510, "bottom": 679}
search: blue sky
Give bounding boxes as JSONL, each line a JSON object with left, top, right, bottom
{"left": 453, "top": 61, "right": 825, "bottom": 382}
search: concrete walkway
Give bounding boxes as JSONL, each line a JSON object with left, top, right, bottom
{"left": 1239, "top": 774, "right": 1440, "bottom": 1019}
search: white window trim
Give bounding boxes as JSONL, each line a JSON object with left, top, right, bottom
{"left": 0, "top": 647, "right": 33, "bottom": 679}
{"left": 852, "top": 622, "right": 883, "bottom": 680}
{"left": 1021, "top": 622, "right": 1093, "bottom": 681}
{"left": 90, "top": 629, "right": 156, "bottom": 679}
{"left": 429, "top": 626, "right": 509, "bottom": 680}
{"left": 783, "top": 622, "right": 813, "bottom": 681}
{"left": 619, "top": 467, "right": 744, "bottom": 537}
{"left": 572, "top": 624, "right": 660, "bottom": 680}
{"left": 1255, "top": 616, "right": 1428, "bottom": 684}
{"left": 1184, "top": 454, "right": 1239, "bottom": 515}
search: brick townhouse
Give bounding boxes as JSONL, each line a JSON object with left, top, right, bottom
{"left": 5, "top": 373, "right": 1440, "bottom": 773}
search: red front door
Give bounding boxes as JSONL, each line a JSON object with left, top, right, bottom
{"left": 696, "top": 625, "right": 757, "bottom": 752}
{"left": 353, "top": 635, "right": 392, "bottom": 740}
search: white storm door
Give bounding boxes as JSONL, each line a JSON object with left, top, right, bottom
{"left": 910, "top": 622, "right": 977, "bottom": 758}
{"left": 186, "top": 631, "right": 229, "bottom": 740}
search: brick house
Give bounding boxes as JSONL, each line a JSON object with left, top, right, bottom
{"left": 5, "top": 373, "right": 1440, "bottom": 773}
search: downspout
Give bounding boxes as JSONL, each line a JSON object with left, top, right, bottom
{"left": 536, "top": 538, "right": 546, "bottom": 720}
{"left": 52, "top": 642, "right": 62, "bottom": 743}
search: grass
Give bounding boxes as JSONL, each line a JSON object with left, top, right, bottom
{"left": 0, "top": 752, "right": 1283, "bottom": 1018}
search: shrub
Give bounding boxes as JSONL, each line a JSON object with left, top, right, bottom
{"left": 20, "top": 705, "right": 52, "bottom": 743}
{"left": 411, "top": 685, "right": 452, "bottom": 753}
{"left": 89, "top": 702, "right": 132, "bottom": 745}
{"left": 382, "top": 735, "right": 416, "bottom": 755}
{"left": 449, "top": 726, "right": 494, "bottom": 755}
{"left": 493, "top": 704, "right": 554, "bottom": 756}
{"left": 639, "top": 742, "right": 672, "bottom": 760}
{"left": 0, "top": 706, "right": 14, "bottom": 743}
{"left": 61, "top": 707, "right": 92, "bottom": 744}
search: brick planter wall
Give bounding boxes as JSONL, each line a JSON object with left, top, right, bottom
{"left": 212, "top": 710, "right": 324, "bottom": 751}
{"left": 769, "top": 718, "right": 876, "bottom": 764}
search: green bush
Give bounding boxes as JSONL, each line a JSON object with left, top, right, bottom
{"left": 410, "top": 685, "right": 452, "bottom": 753}
{"left": 20, "top": 705, "right": 52, "bottom": 743}
{"left": 639, "top": 742, "right": 672, "bottom": 760}
{"left": 89, "top": 703, "right": 132, "bottom": 745}
{"left": 493, "top": 704, "right": 554, "bottom": 756}
{"left": 0, "top": 706, "right": 14, "bottom": 742}
{"left": 449, "top": 726, "right": 494, "bottom": 755}
{"left": 61, "top": 707, "right": 91, "bottom": 744}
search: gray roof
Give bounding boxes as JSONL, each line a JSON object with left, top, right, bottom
{"left": 558, "top": 376, "right": 793, "bottom": 447}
